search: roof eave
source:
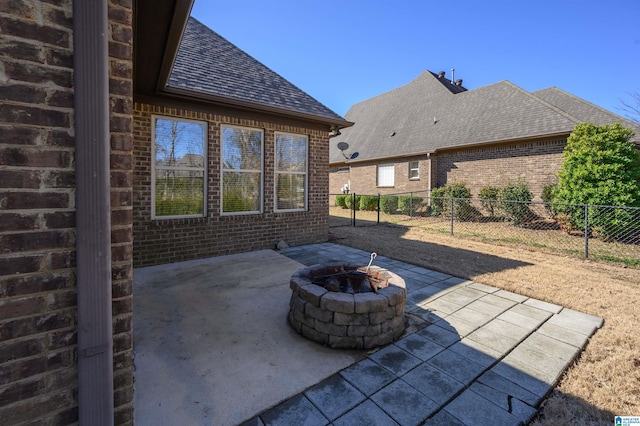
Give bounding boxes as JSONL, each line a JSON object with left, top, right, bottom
{"left": 162, "top": 86, "right": 354, "bottom": 128}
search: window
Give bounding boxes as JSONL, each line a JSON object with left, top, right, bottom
{"left": 275, "top": 132, "right": 308, "bottom": 211}
{"left": 152, "top": 116, "right": 206, "bottom": 219}
{"left": 221, "top": 125, "right": 263, "bottom": 214}
{"left": 377, "top": 164, "right": 395, "bottom": 187}
{"left": 409, "top": 161, "right": 420, "bottom": 179}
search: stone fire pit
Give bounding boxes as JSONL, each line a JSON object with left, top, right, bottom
{"left": 288, "top": 263, "right": 406, "bottom": 349}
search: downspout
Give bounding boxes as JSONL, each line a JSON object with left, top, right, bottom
{"left": 73, "top": 0, "right": 114, "bottom": 424}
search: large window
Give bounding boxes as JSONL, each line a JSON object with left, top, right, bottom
{"left": 221, "top": 125, "right": 263, "bottom": 214}
{"left": 152, "top": 116, "right": 206, "bottom": 219}
{"left": 377, "top": 164, "right": 395, "bottom": 187}
{"left": 275, "top": 132, "right": 308, "bottom": 211}
{"left": 409, "top": 161, "right": 420, "bottom": 179}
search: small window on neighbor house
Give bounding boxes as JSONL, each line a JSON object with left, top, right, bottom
{"left": 275, "top": 132, "right": 308, "bottom": 212}
{"left": 152, "top": 116, "right": 207, "bottom": 219}
{"left": 377, "top": 164, "right": 394, "bottom": 187}
{"left": 409, "top": 161, "right": 420, "bottom": 179}
{"left": 221, "top": 125, "right": 263, "bottom": 214}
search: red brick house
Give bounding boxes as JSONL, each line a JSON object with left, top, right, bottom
{"left": 0, "top": 1, "right": 349, "bottom": 424}
{"left": 329, "top": 70, "right": 639, "bottom": 200}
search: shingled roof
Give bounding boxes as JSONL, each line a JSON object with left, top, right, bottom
{"left": 167, "top": 18, "right": 349, "bottom": 126}
{"left": 330, "top": 71, "right": 637, "bottom": 164}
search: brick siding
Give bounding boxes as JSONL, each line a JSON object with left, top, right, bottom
{"left": 435, "top": 138, "right": 566, "bottom": 199}
{"left": 330, "top": 138, "right": 566, "bottom": 202}
{"left": 0, "top": 1, "right": 134, "bottom": 424}
{"left": 133, "top": 103, "right": 330, "bottom": 267}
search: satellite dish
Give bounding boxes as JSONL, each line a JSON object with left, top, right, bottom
{"left": 337, "top": 142, "right": 349, "bottom": 151}
{"left": 350, "top": 152, "right": 359, "bottom": 160}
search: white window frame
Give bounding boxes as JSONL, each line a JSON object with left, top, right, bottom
{"left": 221, "top": 125, "right": 264, "bottom": 215}
{"left": 274, "top": 132, "right": 308, "bottom": 212}
{"left": 409, "top": 161, "right": 420, "bottom": 180}
{"left": 151, "top": 115, "right": 207, "bottom": 220}
{"left": 377, "top": 164, "right": 395, "bottom": 187}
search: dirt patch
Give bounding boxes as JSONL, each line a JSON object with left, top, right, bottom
{"left": 329, "top": 223, "right": 640, "bottom": 424}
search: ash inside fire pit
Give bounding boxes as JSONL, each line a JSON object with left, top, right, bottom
{"left": 288, "top": 263, "right": 406, "bottom": 349}
{"left": 311, "top": 268, "right": 389, "bottom": 294}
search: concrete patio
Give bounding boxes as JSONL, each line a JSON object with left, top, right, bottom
{"left": 133, "top": 243, "right": 603, "bottom": 426}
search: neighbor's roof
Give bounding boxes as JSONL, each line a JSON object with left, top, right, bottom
{"left": 167, "top": 18, "right": 349, "bottom": 126}
{"left": 330, "top": 71, "right": 637, "bottom": 164}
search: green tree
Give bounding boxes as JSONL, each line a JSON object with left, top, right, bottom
{"left": 554, "top": 122, "right": 640, "bottom": 236}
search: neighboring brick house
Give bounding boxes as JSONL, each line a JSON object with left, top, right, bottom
{"left": 329, "top": 70, "right": 639, "bottom": 200}
{"left": 1, "top": 1, "right": 348, "bottom": 425}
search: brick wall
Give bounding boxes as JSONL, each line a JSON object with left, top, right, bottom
{"left": 435, "top": 138, "right": 566, "bottom": 199}
{"left": 0, "top": 1, "right": 134, "bottom": 424}
{"left": 330, "top": 138, "right": 566, "bottom": 203}
{"left": 329, "top": 156, "right": 430, "bottom": 201}
{"left": 108, "top": 1, "right": 134, "bottom": 424}
{"left": 133, "top": 103, "right": 330, "bottom": 267}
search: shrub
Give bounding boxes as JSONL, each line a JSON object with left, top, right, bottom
{"left": 478, "top": 185, "right": 500, "bottom": 217}
{"left": 429, "top": 183, "right": 472, "bottom": 219}
{"left": 344, "top": 194, "right": 361, "bottom": 210}
{"left": 380, "top": 195, "right": 398, "bottom": 214}
{"left": 554, "top": 123, "right": 640, "bottom": 238}
{"left": 497, "top": 182, "right": 534, "bottom": 224}
{"left": 430, "top": 187, "right": 446, "bottom": 216}
{"left": 335, "top": 195, "right": 348, "bottom": 208}
{"left": 398, "top": 195, "right": 423, "bottom": 215}
{"left": 359, "top": 195, "right": 379, "bottom": 211}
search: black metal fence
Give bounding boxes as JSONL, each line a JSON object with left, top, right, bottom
{"left": 329, "top": 191, "right": 640, "bottom": 266}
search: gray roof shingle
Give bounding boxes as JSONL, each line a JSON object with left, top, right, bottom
{"left": 168, "top": 18, "right": 346, "bottom": 124}
{"left": 330, "top": 71, "right": 637, "bottom": 164}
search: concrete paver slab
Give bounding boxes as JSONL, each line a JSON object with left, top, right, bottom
{"left": 429, "top": 349, "right": 487, "bottom": 383}
{"left": 469, "top": 382, "right": 538, "bottom": 424}
{"left": 368, "top": 344, "right": 423, "bottom": 376}
{"left": 497, "top": 309, "right": 547, "bottom": 330}
{"left": 401, "top": 363, "right": 465, "bottom": 405}
{"left": 416, "top": 323, "right": 461, "bottom": 347}
{"left": 449, "top": 340, "right": 500, "bottom": 368}
{"left": 259, "top": 394, "right": 327, "bottom": 426}
{"left": 304, "top": 374, "right": 366, "bottom": 421}
{"left": 332, "top": 400, "right": 399, "bottom": 426}
{"left": 466, "top": 326, "right": 521, "bottom": 355}
{"left": 508, "top": 303, "right": 555, "bottom": 321}
{"left": 545, "top": 308, "right": 604, "bottom": 336}
{"left": 423, "top": 410, "right": 466, "bottom": 425}
{"left": 339, "top": 358, "right": 397, "bottom": 397}
{"left": 521, "top": 332, "right": 581, "bottom": 361}
{"left": 444, "top": 388, "right": 523, "bottom": 426}
{"left": 393, "top": 333, "right": 446, "bottom": 361}
{"left": 476, "top": 370, "right": 541, "bottom": 407}
{"left": 537, "top": 321, "right": 590, "bottom": 348}
{"left": 523, "top": 298, "right": 563, "bottom": 313}
{"left": 370, "top": 379, "right": 439, "bottom": 426}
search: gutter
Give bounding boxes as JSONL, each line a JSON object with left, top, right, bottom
{"left": 73, "top": 1, "right": 114, "bottom": 424}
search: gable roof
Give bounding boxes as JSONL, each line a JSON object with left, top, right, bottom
{"left": 330, "top": 71, "right": 637, "bottom": 164}
{"left": 165, "top": 17, "right": 350, "bottom": 126}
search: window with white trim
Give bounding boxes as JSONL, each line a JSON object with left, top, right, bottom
{"left": 377, "top": 164, "right": 395, "bottom": 187}
{"left": 221, "top": 125, "right": 263, "bottom": 214}
{"left": 152, "top": 116, "right": 206, "bottom": 219}
{"left": 409, "top": 161, "right": 420, "bottom": 179}
{"left": 275, "top": 132, "right": 308, "bottom": 211}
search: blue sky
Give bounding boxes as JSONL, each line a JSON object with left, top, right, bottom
{"left": 191, "top": 0, "right": 640, "bottom": 119}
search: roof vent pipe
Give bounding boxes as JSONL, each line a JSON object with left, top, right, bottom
{"left": 437, "top": 71, "right": 445, "bottom": 79}
{"left": 455, "top": 79, "right": 463, "bottom": 86}
{"left": 451, "top": 68, "right": 455, "bottom": 84}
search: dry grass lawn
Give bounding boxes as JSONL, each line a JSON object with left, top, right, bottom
{"left": 329, "top": 221, "right": 640, "bottom": 425}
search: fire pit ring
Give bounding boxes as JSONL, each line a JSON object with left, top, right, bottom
{"left": 288, "top": 263, "right": 406, "bottom": 349}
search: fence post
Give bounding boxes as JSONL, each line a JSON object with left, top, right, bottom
{"left": 450, "top": 197, "right": 454, "bottom": 235}
{"left": 584, "top": 204, "right": 589, "bottom": 258}
{"left": 377, "top": 193, "right": 380, "bottom": 225}
{"left": 352, "top": 193, "right": 356, "bottom": 227}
